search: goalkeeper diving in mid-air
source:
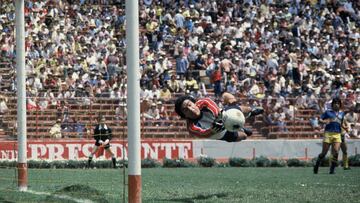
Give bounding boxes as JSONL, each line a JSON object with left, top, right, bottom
{"left": 174, "top": 92, "right": 263, "bottom": 142}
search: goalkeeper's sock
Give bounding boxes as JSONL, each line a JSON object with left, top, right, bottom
{"left": 112, "top": 157, "right": 117, "bottom": 168}
{"left": 88, "top": 156, "right": 93, "bottom": 168}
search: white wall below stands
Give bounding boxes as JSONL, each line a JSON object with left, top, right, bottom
{"left": 193, "top": 139, "right": 360, "bottom": 160}
{"left": 0, "top": 139, "right": 359, "bottom": 160}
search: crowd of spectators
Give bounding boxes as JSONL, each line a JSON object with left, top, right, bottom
{"left": 0, "top": 0, "right": 360, "bottom": 136}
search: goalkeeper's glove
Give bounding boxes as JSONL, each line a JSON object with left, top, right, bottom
{"left": 212, "top": 120, "right": 225, "bottom": 133}
{"left": 103, "top": 139, "right": 110, "bottom": 145}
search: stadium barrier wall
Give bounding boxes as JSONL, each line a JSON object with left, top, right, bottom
{"left": 0, "top": 139, "right": 359, "bottom": 161}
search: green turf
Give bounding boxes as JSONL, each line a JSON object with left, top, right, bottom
{"left": 0, "top": 167, "right": 359, "bottom": 203}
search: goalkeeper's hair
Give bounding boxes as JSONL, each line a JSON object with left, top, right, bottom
{"left": 175, "top": 95, "right": 196, "bottom": 119}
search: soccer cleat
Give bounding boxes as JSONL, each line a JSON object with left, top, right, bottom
{"left": 313, "top": 161, "right": 320, "bottom": 174}
{"left": 243, "top": 128, "right": 253, "bottom": 137}
{"left": 248, "top": 108, "right": 264, "bottom": 118}
{"left": 329, "top": 163, "right": 336, "bottom": 174}
{"left": 87, "top": 157, "right": 93, "bottom": 168}
{"left": 343, "top": 167, "right": 351, "bottom": 170}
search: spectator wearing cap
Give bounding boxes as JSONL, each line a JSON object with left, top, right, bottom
{"left": 154, "top": 56, "right": 166, "bottom": 74}
{"left": 143, "top": 102, "right": 160, "bottom": 125}
{"left": 193, "top": 20, "right": 204, "bottom": 35}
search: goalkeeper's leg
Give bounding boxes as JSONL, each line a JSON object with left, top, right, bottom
{"left": 88, "top": 146, "right": 99, "bottom": 168}
{"left": 106, "top": 148, "right": 117, "bottom": 168}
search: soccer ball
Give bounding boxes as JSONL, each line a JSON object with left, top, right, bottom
{"left": 222, "top": 108, "right": 245, "bottom": 132}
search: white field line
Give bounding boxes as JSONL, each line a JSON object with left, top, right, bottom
{"left": 25, "top": 190, "right": 95, "bottom": 203}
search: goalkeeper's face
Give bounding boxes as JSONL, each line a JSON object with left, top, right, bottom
{"left": 100, "top": 117, "right": 106, "bottom": 125}
{"left": 181, "top": 99, "right": 201, "bottom": 120}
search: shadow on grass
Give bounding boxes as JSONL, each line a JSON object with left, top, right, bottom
{"left": 44, "top": 184, "right": 109, "bottom": 203}
{"left": 154, "top": 192, "right": 230, "bottom": 202}
{"left": 0, "top": 196, "right": 15, "bottom": 203}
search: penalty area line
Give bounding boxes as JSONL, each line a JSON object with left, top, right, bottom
{"left": 24, "top": 190, "right": 95, "bottom": 203}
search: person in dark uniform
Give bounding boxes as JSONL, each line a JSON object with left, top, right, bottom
{"left": 88, "top": 115, "right": 117, "bottom": 168}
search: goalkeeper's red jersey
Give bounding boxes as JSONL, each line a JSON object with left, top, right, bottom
{"left": 186, "top": 98, "right": 226, "bottom": 139}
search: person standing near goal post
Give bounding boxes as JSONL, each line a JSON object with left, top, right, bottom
{"left": 88, "top": 115, "right": 117, "bottom": 168}
{"left": 337, "top": 102, "right": 360, "bottom": 170}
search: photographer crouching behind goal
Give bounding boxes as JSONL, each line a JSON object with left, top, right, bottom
{"left": 88, "top": 115, "right": 117, "bottom": 168}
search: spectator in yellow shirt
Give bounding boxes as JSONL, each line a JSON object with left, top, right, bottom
{"left": 185, "top": 74, "right": 199, "bottom": 92}
{"left": 159, "top": 84, "right": 172, "bottom": 102}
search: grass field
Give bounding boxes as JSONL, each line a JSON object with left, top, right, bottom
{"left": 0, "top": 167, "right": 359, "bottom": 203}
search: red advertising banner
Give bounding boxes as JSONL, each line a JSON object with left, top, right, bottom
{"left": 0, "top": 140, "right": 193, "bottom": 161}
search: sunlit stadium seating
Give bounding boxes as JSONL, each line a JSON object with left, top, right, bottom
{"left": 0, "top": 95, "right": 331, "bottom": 140}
